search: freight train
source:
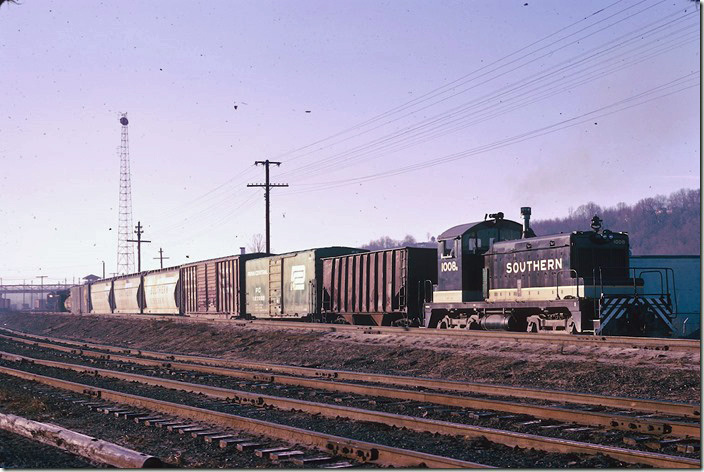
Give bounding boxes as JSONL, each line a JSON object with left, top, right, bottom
{"left": 64, "top": 208, "right": 676, "bottom": 337}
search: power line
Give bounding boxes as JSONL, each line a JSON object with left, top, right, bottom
{"left": 280, "top": 72, "right": 698, "bottom": 195}
{"left": 279, "top": 5, "right": 691, "bottom": 181}
{"left": 287, "top": 16, "right": 698, "bottom": 182}
{"left": 270, "top": 0, "right": 633, "bottom": 163}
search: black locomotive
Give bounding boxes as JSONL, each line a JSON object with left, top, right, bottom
{"left": 425, "top": 209, "right": 674, "bottom": 336}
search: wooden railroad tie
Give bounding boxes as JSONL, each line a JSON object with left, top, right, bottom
{"left": 255, "top": 446, "right": 291, "bottom": 458}
{"left": 219, "top": 438, "right": 253, "bottom": 449}
{"left": 291, "top": 455, "right": 336, "bottom": 466}
{"left": 236, "top": 442, "right": 266, "bottom": 451}
{"left": 269, "top": 450, "right": 305, "bottom": 462}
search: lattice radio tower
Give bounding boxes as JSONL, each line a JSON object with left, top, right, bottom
{"left": 116, "top": 113, "right": 135, "bottom": 275}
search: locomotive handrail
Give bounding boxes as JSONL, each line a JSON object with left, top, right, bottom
{"left": 631, "top": 267, "right": 678, "bottom": 314}
{"left": 554, "top": 269, "right": 582, "bottom": 299}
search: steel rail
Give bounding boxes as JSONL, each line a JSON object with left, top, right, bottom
{"left": 23, "top": 312, "right": 702, "bottom": 352}
{"left": 0, "top": 330, "right": 698, "bottom": 420}
{"left": 0, "top": 352, "right": 699, "bottom": 468}
{"left": 0, "top": 413, "right": 163, "bottom": 468}
{"left": 0, "top": 365, "right": 486, "bottom": 468}
{"left": 0, "top": 334, "right": 697, "bottom": 438}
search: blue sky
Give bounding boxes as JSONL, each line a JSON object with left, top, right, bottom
{"left": 0, "top": 0, "right": 699, "bottom": 282}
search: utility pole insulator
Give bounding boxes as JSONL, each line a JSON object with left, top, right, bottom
{"left": 127, "top": 221, "right": 151, "bottom": 273}
{"left": 247, "top": 160, "right": 288, "bottom": 254}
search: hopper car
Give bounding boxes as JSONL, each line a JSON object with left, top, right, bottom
{"left": 64, "top": 208, "right": 676, "bottom": 336}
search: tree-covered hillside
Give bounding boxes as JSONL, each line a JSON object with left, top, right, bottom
{"left": 531, "top": 188, "right": 700, "bottom": 255}
{"left": 361, "top": 188, "right": 700, "bottom": 255}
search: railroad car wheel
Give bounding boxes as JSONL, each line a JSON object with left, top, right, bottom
{"left": 526, "top": 321, "right": 538, "bottom": 333}
{"left": 566, "top": 319, "right": 577, "bottom": 334}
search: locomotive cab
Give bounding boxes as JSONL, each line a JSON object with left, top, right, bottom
{"left": 433, "top": 213, "right": 523, "bottom": 303}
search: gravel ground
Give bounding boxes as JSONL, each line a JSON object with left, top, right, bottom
{"left": 0, "top": 429, "right": 96, "bottom": 468}
{"left": 0, "top": 335, "right": 695, "bottom": 461}
{"left": 0, "top": 360, "right": 655, "bottom": 468}
{"left": 0, "top": 312, "right": 699, "bottom": 403}
{"left": 0, "top": 374, "right": 298, "bottom": 468}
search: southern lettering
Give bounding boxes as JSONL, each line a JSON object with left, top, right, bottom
{"left": 505, "top": 258, "right": 563, "bottom": 274}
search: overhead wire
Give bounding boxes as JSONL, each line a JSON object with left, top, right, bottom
{"left": 269, "top": 0, "right": 631, "bottom": 162}
{"left": 286, "top": 15, "right": 698, "bottom": 182}
{"left": 274, "top": 0, "right": 663, "bottom": 171}
{"left": 281, "top": 72, "right": 698, "bottom": 195}
{"left": 278, "top": 3, "right": 689, "bottom": 181}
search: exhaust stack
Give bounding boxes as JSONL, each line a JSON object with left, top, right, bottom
{"left": 521, "top": 207, "right": 536, "bottom": 238}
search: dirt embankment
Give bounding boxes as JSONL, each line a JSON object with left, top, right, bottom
{"left": 0, "top": 312, "right": 699, "bottom": 403}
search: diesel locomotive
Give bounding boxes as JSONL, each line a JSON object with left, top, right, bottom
{"left": 425, "top": 209, "right": 675, "bottom": 337}
{"left": 63, "top": 208, "right": 676, "bottom": 337}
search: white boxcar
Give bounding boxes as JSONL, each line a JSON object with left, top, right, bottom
{"left": 90, "top": 281, "right": 113, "bottom": 314}
{"left": 113, "top": 275, "right": 142, "bottom": 314}
{"left": 143, "top": 269, "right": 180, "bottom": 314}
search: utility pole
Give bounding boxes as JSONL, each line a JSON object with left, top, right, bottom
{"left": 127, "top": 221, "right": 151, "bottom": 272}
{"left": 247, "top": 160, "right": 288, "bottom": 253}
{"left": 153, "top": 247, "right": 170, "bottom": 269}
{"left": 36, "top": 275, "right": 47, "bottom": 309}
{"left": 101, "top": 260, "right": 105, "bottom": 279}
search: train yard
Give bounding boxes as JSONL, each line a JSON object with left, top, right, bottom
{"left": 0, "top": 311, "right": 700, "bottom": 468}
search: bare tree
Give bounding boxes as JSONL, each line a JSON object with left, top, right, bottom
{"left": 248, "top": 233, "right": 265, "bottom": 253}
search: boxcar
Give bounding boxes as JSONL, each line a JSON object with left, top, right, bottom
{"left": 181, "top": 253, "right": 265, "bottom": 318}
{"left": 245, "top": 247, "right": 365, "bottom": 320}
{"left": 113, "top": 275, "right": 142, "bottom": 314}
{"left": 322, "top": 247, "right": 437, "bottom": 326}
{"left": 143, "top": 268, "right": 181, "bottom": 315}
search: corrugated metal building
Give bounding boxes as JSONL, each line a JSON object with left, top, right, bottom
{"left": 630, "top": 256, "right": 700, "bottom": 338}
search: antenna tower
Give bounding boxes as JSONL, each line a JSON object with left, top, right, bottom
{"left": 116, "top": 113, "right": 135, "bottom": 275}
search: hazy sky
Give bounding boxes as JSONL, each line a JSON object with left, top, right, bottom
{"left": 0, "top": 0, "right": 700, "bottom": 283}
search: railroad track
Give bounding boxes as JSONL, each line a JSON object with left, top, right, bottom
{"left": 0, "top": 328, "right": 699, "bottom": 419}
{"left": 0, "top": 365, "right": 479, "bottom": 468}
{"left": 23, "top": 311, "right": 702, "bottom": 352}
{"left": 0, "top": 338, "right": 699, "bottom": 468}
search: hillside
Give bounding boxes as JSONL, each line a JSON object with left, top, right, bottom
{"left": 531, "top": 188, "right": 700, "bottom": 255}
{"left": 362, "top": 188, "right": 700, "bottom": 255}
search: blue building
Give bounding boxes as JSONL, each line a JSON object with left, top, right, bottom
{"left": 631, "top": 256, "right": 700, "bottom": 338}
